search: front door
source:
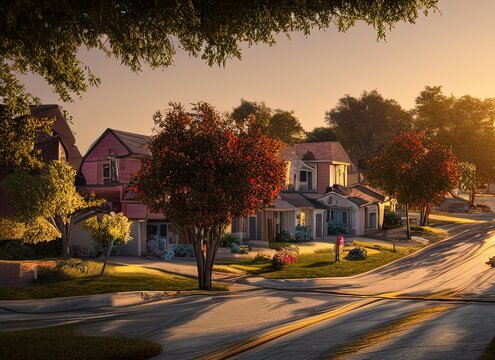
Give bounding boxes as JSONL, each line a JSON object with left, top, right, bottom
{"left": 316, "top": 214, "right": 322, "bottom": 238}
{"left": 147, "top": 223, "right": 169, "bottom": 255}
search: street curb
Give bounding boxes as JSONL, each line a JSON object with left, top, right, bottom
{"left": 0, "top": 290, "right": 217, "bottom": 314}
{"left": 0, "top": 291, "right": 168, "bottom": 313}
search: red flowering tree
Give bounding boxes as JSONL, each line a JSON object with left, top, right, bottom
{"left": 132, "top": 103, "right": 286, "bottom": 289}
{"left": 366, "top": 131, "right": 460, "bottom": 239}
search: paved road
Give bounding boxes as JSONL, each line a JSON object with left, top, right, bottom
{"left": 1, "top": 215, "right": 494, "bottom": 359}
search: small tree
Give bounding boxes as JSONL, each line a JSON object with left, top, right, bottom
{"left": 133, "top": 102, "right": 286, "bottom": 289}
{"left": 367, "top": 131, "right": 460, "bottom": 238}
{"left": 3, "top": 160, "right": 105, "bottom": 257}
{"left": 458, "top": 162, "right": 478, "bottom": 208}
{"left": 84, "top": 213, "right": 133, "bottom": 276}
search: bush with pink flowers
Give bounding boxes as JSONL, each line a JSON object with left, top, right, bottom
{"left": 272, "top": 249, "right": 298, "bottom": 269}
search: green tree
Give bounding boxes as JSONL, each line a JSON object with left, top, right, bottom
{"left": 0, "top": 2, "right": 438, "bottom": 175}
{"left": 231, "top": 100, "right": 305, "bottom": 144}
{"left": 267, "top": 110, "right": 305, "bottom": 144}
{"left": 414, "top": 86, "right": 495, "bottom": 184}
{"left": 3, "top": 161, "right": 105, "bottom": 257}
{"left": 133, "top": 103, "right": 286, "bottom": 289}
{"left": 231, "top": 99, "right": 272, "bottom": 131}
{"left": 1, "top": 1, "right": 438, "bottom": 103}
{"left": 304, "top": 127, "right": 337, "bottom": 143}
{"left": 84, "top": 213, "right": 133, "bottom": 276}
{"left": 325, "top": 90, "right": 412, "bottom": 169}
{"left": 366, "top": 131, "right": 459, "bottom": 238}
{"left": 458, "top": 162, "right": 478, "bottom": 208}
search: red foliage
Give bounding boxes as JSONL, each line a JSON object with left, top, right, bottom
{"left": 366, "top": 131, "right": 460, "bottom": 208}
{"left": 132, "top": 103, "right": 286, "bottom": 229}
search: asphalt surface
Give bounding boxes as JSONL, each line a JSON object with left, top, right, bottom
{"left": 1, "top": 213, "right": 494, "bottom": 360}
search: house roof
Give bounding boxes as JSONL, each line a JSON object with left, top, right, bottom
{"left": 110, "top": 129, "right": 151, "bottom": 156}
{"left": 268, "top": 198, "right": 295, "bottom": 210}
{"left": 280, "top": 192, "right": 326, "bottom": 209}
{"left": 30, "top": 104, "right": 83, "bottom": 169}
{"left": 293, "top": 142, "right": 352, "bottom": 164}
{"left": 327, "top": 184, "right": 385, "bottom": 206}
{"left": 82, "top": 128, "right": 151, "bottom": 166}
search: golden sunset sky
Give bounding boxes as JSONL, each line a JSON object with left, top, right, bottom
{"left": 22, "top": 0, "right": 495, "bottom": 153}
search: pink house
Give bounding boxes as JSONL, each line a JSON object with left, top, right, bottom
{"left": 73, "top": 128, "right": 185, "bottom": 257}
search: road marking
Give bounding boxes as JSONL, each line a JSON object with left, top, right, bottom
{"left": 327, "top": 304, "right": 455, "bottom": 359}
{"left": 198, "top": 296, "right": 385, "bottom": 360}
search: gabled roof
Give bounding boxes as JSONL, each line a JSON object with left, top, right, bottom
{"left": 281, "top": 145, "right": 315, "bottom": 170}
{"left": 321, "top": 184, "right": 385, "bottom": 207}
{"left": 82, "top": 128, "right": 151, "bottom": 166}
{"left": 293, "top": 142, "right": 352, "bottom": 164}
{"left": 110, "top": 129, "right": 151, "bottom": 156}
{"left": 280, "top": 192, "right": 326, "bottom": 209}
{"left": 30, "top": 104, "right": 82, "bottom": 169}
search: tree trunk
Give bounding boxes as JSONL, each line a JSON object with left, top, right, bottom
{"left": 420, "top": 205, "right": 430, "bottom": 226}
{"left": 470, "top": 187, "right": 476, "bottom": 208}
{"left": 55, "top": 216, "right": 71, "bottom": 258}
{"left": 100, "top": 242, "right": 113, "bottom": 276}
{"left": 405, "top": 203, "right": 411, "bottom": 240}
{"left": 189, "top": 225, "right": 222, "bottom": 290}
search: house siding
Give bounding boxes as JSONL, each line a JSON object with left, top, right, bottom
{"left": 317, "top": 163, "right": 330, "bottom": 193}
{"left": 86, "top": 132, "right": 129, "bottom": 160}
{"left": 118, "top": 158, "right": 142, "bottom": 184}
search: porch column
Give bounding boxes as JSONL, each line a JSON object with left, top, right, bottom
{"left": 137, "top": 220, "right": 145, "bottom": 257}
{"left": 312, "top": 211, "right": 317, "bottom": 239}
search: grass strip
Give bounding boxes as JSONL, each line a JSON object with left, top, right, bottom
{"left": 480, "top": 334, "right": 495, "bottom": 360}
{"left": 0, "top": 325, "right": 161, "bottom": 360}
{"left": 0, "top": 262, "right": 226, "bottom": 300}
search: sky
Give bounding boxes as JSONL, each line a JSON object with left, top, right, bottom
{"left": 22, "top": 0, "right": 495, "bottom": 154}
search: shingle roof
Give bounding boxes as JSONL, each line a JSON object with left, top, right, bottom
{"left": 110, "top": 129, "right": 151, "bottom": 156}
{"left": 277, "top": 192, "right": 327, "bottom": 209}
{"left": 326, "top": 184, "right": 385, "bottom": 207}
{"left": 293, "top": 142, "right": 352, "bottom": 164}
{"left": 30, "top": 104, "right": 83, "bottom": 169}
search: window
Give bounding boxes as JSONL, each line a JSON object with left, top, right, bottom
{"left": 102, "top": 163, "right": 111, "bottom": 183}
{"left": 335, "top": 165, "right": 347, "bottom": 186}
{"left": 300, "top": 170, "right": 307, "bottom": 182}
{"left": 342, "top": 211, "right": 348, "bottom": 225}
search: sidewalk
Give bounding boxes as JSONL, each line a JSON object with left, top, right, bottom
{"left": 0, "top": 290, "right": 169, "bottom": 313}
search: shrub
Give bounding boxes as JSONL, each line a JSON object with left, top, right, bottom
{"left": 173, "top": 244, "right": 194, "bottom": 257}
{"left": 275, "top": 230, "right": 295, "bottom": 242}
{"left": 35, "top": 259, "right": 89, "bottom": 284}
{"left": 252, "top": 252, "right": 272, "bottom": 264}
{"left": 58, "top": 258, "right": 89, "bottom": 274}
{"left": 346, "top": 247, "right": 368, "bottom": 260}
{"left": 221, "top": 233, "right": 239, "bottom": 248}
{"left": 383, "top": 211, "right": 403, "bottom": 229}
{"left": 272, "top": 249, "right": 298, "bottom": 269}
{"left": 231, "top": 243, "right": 250, "bottom": 254}
{"left": 0, "top": 241, "right": 36, "bottom": 260}
{"left": 327, "top": 223, "right": 349, "bottom": 235}
{"left": 295, "top": 225, "right": 312, "bottom": 241}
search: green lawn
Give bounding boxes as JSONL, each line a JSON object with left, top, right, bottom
{"left": 0, "top": 261, "right": 226, "bottom": 300}
{"left": 480, "top": 335, "right": 495, "bottom": 360}
{"left": 0, "top": 325, "right": 161, "bottom": 360}
{"left": 410, "top": 225, "right": 448, "bottom": 239}
{"left": 220, "top": 244, "right": 419, "bottom": 279}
